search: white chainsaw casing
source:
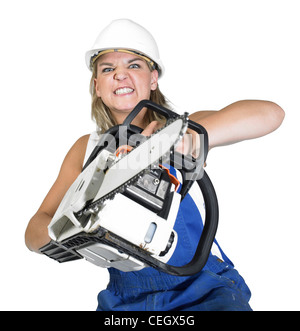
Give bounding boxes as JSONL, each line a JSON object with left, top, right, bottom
{"left": 77, "top": 192, "right": 180, "bottom": 271}
{"left": 48, "top": 149, "right": 113, "bottom": 242}
{"left": 46, "top": 116, "right": 186, "bottom": 272}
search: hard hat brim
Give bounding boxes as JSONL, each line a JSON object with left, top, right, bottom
{"left": 85, "top": 48, "right": 164, "bottom": 78}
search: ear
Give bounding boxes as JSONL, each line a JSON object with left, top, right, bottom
{"left": 94, "top": 78, "right": 101, "bottom": 97}
{"left": 150, "top": 70, "right": 159, "bottom": 91}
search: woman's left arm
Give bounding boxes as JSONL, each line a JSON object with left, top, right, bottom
{"left": 189, "top": 100, "right": 285, "bottom": 149}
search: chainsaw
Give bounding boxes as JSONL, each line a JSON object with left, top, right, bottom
{"left": 40, "top": 100, "right": 218, "bottom": 276}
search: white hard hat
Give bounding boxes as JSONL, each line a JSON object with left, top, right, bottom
{"left": 85, "top": 19, "right": 164, "bottom": 77}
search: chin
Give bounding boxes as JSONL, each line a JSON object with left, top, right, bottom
{"left": 113, "top": 99, "right": 141, "bottom": 112}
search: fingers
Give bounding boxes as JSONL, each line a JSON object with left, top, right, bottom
{"left": 141, "top": 121, "right": 162, "bottom": 136}
{"left": 175, "top": 133, "right": 193, "bottom": 155}
{"left": 176, "top": 131, "right": 202, "bottom": 159}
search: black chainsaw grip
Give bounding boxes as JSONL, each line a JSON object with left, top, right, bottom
{"left": 123, "top": 100, "right": 209, "bottom": 160}
{"left": 122, "top": 99, "right": 179, "bottom": 126}
{"left": 155, "top": 171, "right": 219, "bottom": 276}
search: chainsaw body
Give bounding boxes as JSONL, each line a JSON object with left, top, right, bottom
{"left": 40, "top": 100, "right": 218, "bottom": 276}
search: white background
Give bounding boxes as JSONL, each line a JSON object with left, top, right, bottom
{"left": 0, "top": 0, "right": 299, "bottom": 311}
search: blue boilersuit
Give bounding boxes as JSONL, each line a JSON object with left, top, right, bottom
{"left": 96, "top": 169, "right": 252, "bottom": 311}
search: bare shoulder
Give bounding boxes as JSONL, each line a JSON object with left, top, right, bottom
{"left": 36, "top": 134, "right": 91, "bottom": 215}
{"left": 53, "top": 133, "right": 91, "bottom": 200}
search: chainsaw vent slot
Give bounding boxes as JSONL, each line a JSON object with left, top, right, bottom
{"left": 144, "top": 222, "right": 157, "bottom": 243}
{"left": 39, "top": 241, "right": 82, "bottom": 263}
{"left": 75, "top": 179, "right": 85, "bottom": 192}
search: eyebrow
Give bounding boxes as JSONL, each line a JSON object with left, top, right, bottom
{"left": 98, "top": 57, "right": 144, "bottom": 67}
{"left": 98, "top": 62, "right": 114, "bottom": 67}
{"left": 128, "top": 57, "right": 144, "bottom": 64}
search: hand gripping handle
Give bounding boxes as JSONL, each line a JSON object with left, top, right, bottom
{"left": 123, "top": 100, "right": 208, "bottom": 161}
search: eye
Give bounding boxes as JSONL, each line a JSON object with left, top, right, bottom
{"left": 102, "top": 67, "right": 114, "bottom": 73}
{"left": 129, "top": 63, "right": 140, "bottom": 69}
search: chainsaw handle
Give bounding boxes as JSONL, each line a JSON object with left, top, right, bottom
{"left": 123, "top": 99, "right": 209, "bottom": 157}
{"left": 161, "top": 171, "right": 218, "bottom": 276}
{"left": 122, "top": 99, "right": 179, "bottom": 127}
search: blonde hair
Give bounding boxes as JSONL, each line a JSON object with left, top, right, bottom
{"left": 89, "top": 58, "right": 168, "bottom": 133}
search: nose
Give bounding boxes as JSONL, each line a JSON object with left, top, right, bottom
{"left": 113, "top": 68, "right": 128, "bottom": 81}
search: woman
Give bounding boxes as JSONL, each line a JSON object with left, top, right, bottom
{"left": 25, "top": 19, "right": 284, "bottom": 311}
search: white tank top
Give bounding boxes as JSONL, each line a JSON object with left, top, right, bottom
{"left": 83, "top": 131, "right": 101, "bottom": 166}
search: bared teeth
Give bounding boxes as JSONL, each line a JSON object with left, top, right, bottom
{"left": 115, "top": 87, "right": 134, "bottom": 95}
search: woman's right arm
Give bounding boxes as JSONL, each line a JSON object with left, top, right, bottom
{"left": 25, "top": 134, "right": 90, "bottom": 253}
